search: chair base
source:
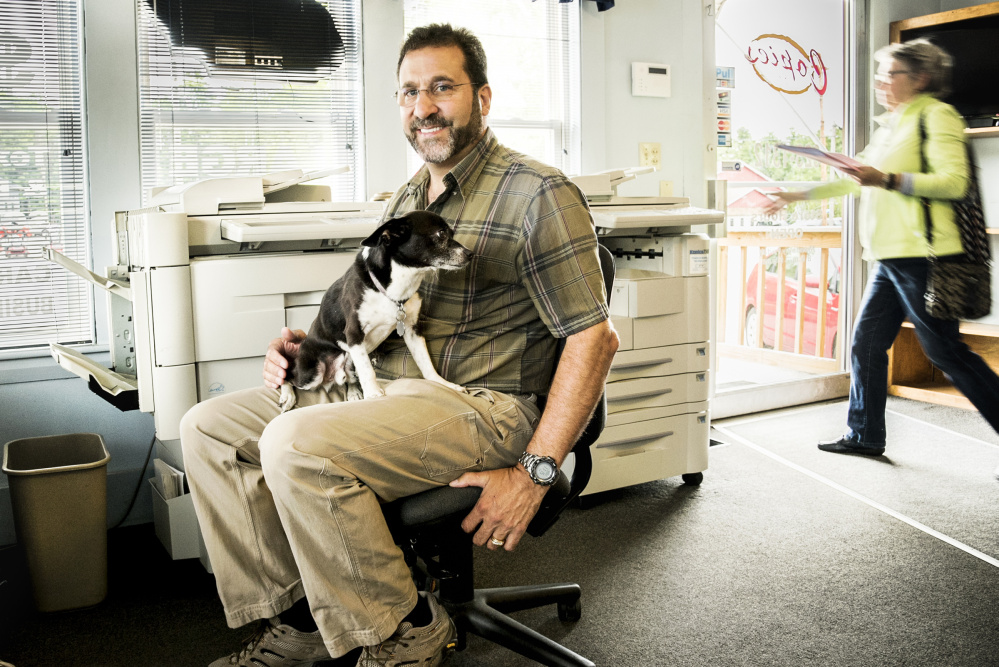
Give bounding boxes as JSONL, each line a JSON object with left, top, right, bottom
{"left": 445, "top": 583, "right": 595, "bottom": 667}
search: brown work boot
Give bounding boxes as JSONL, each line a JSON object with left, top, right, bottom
{"left": 356, "top": 592, "right": 457, "bottom": 666}
{"left": 209, "top": 618, "right": 330, "bottom": 667}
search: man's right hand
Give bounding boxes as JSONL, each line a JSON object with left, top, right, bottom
{"left": 263, "top": 327, "right": 307, "bottom": 389}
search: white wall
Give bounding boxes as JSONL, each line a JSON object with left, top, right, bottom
{"left": 0, "top": 0, "right": 716, "bottom": 545}
{"left": 581, "top": 0, "right": 715, "bottom": 204}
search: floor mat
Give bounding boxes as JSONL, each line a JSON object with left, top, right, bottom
{"left": 715, "top": 401, "right": 999, "bottom": 562}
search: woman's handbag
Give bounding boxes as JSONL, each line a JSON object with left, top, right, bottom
{"left": 918, "top": 114, "right": 992, "bottom": 320}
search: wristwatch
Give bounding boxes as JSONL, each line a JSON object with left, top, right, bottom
{"left": 518, "top": 452, "right": 560, "bottom": 486}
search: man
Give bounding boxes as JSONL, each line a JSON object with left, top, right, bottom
{"left": 181, "top": 23, "right": 618, "bottom": 667}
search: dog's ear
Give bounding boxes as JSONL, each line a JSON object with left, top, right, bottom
{"left": 362, "top": 217, "right": 410, "bottom": 248}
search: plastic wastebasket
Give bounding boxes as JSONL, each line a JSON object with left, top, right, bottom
{"left": 3, "top": 433, "right": 111, "bottom": 612}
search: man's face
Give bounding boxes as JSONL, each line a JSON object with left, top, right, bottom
{"left": 398, "top": 45, "right": 490, "bottom": 167}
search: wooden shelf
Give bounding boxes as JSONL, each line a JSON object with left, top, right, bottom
{"left": 966, "top": 127, "right": 999, "bottom": 138}
{"left": 900, "top": 320, "right": 999, "bottom": 336}
{"left": 889, "top": 324, "right": 999, "bottom": 409}
{"left": 888, "top": 381, "right": 973, "bottom": 410}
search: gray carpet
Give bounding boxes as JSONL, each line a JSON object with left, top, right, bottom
{"left": 3, "top": 397, "right": 998, "bottom": 666}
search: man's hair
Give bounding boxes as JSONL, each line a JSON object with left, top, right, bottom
{"left": 876, "top": 38, "right": 953, "bottom": 98}
{"left": 397, "top": 23, "right": 488, "bottom": 89}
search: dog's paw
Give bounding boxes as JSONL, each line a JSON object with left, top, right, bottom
{"left": 278, "top": 383, "right": 297, "bottom": 412}
{"left": 345, "top": 382, "right": 364, "bottom": 402}
{"left": 360, "top": 385, "right": 386, "bottom": 400}
{"left": 438, "top": 380, "right": 467, "bottom": 394}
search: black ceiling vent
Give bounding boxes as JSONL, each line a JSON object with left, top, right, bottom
{"left": 144, "top": 0, "right": 344, "bottom": 77}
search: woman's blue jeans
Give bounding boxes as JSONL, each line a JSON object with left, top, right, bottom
{"left": 847, "top": 257, "right": 999, "bottom": 446}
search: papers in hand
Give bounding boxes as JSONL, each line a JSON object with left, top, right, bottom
{"left": 777, "top": 145, "right": 864, "bottom": 172}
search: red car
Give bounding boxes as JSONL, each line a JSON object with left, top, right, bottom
{"left": 744, "top": 260, "right": 840, "bottom": 359}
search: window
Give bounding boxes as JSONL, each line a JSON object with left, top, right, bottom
{"left": 712, "top": 0, "right": 853, "bottom": 410}
{"left": 0, "top": 0, "right": 90, "bottom": 353}
{"left": 403, "top": 0, "right": 581, "bottom": 175}
{"left": 136, "top": 0, "right": 363, "bottom": 203}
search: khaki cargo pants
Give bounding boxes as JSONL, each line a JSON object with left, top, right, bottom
{"left": 180, "top": 378, "right": 540, "bottom": 658}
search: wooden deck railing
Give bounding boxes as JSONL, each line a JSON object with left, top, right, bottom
{"left": 716, "top": 226, "right": 843, "bottom": 374}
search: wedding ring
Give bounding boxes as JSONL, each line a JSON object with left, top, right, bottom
{"left": 489, "top": 537, "right": 505, "bottom": 547}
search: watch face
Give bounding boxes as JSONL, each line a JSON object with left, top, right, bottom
{"left": 535, "top": 460, "right": 557, "bottom": 481}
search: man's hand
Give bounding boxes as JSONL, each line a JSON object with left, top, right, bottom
{"left": 449, "top": 466, "right": 548, "bottom": 551}
{"left": 263, "top": 327, "right": 307, "bottom": 389}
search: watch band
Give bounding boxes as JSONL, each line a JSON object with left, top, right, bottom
{"left": 518, "top": 452, "right": 559, "bottom": 486}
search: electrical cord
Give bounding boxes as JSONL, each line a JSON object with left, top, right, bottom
{"left": 110, "top": 432, "right": 157, "bottom": 530}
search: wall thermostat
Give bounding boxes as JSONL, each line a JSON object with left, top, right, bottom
{"left": 632, "top": 62, "right": 671, "bottom": 98}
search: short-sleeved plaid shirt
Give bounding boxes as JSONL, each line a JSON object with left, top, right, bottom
{"left": 372, "top": 129, "right": 608, "bottom": 396}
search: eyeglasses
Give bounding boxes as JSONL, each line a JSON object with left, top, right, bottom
{"left": 874, "top": 70, "right": 910, "bottom": 85}
{"left": 395, "top": 82, "right": 479, "bottom": 107}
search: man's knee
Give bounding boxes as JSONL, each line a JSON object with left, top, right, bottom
{"left": 258, "top": 410, "right": 329, "bottom": 483}
{"left": 179, "top": 399, "right": 218, "bottom": 462}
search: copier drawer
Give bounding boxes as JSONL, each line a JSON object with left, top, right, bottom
{"left": 609, "top": 343, "right": 709, "bottom": 382}
{"left": 583, "top": 411, "right": 707, "bottom": 495}
{"left": 606, "top": 372, "right": 708, "bottom": 413}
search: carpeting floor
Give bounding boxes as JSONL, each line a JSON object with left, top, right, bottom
{"left": 2, "top": 396, "right": 998, "bottom": 666}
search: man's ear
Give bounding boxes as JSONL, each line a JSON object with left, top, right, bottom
{"left": 361, "top": 217, "right": 410, "bottom": 247}
{"left": 477, "top": 83, "right": 492, "bottom": 119}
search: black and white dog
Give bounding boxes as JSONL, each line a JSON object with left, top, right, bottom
{"left": 278, "top": 210, "right": 473, "bottom": 411}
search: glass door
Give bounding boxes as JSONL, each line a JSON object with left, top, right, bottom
{"left": 712, "top": 0, "right": 857, "bottom": 418}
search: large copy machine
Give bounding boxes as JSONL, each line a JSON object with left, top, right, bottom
{"left": 572, "top": 168, "right": 724, "bottom": 495}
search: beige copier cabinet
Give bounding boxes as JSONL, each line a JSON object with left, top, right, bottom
{"left": 583, "top": 233, "right": 712, "bottom": 496}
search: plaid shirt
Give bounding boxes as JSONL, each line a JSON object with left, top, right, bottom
{"left": 373, "top": 129, "right": 608, "bottom": 396}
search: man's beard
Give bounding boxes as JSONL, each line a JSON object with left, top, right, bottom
{"left": 407, "top": 101, "right": 484, "bottom": 165}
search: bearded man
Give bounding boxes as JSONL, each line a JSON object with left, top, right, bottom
{"left": 182, "top": 23, "right": 617, "bottom": 667}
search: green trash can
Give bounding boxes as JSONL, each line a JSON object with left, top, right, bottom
{"left": 3, "top": 433, "right": 111, "bottom": 612}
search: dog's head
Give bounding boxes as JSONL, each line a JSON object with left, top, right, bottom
{"left": 362, "top": 211, "right": 473, "bottom": 270}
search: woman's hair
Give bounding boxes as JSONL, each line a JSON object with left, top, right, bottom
{"left": 876, "top": 38, "right": 953, "bottom": 98}
{"left": 396, "top": 23, "right": 488, "bottom": 90}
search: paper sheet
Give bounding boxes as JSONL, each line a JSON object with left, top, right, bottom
{"left": 777, "top": 144, "right": 864, "bottom": 172}
{"left": 154, "top": 458, "right": 186, "bottom": 500}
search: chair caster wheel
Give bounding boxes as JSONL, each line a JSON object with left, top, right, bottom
{"left": 682, "top": 472, "right": 703, "bottom": 486}
{"left": 558, "top": 598, "right": 582, "bottom": 622}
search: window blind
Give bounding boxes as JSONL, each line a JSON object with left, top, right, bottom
{"left": 136, "top": 0, "right": 364, "bottom": 204}
{"left": 0, "top": 0, "right": 91, "bottom": 353}
{"left": 403, "top": 0, "right": 581, "bottom": 176}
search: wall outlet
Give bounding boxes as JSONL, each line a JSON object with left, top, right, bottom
{"left": 639, "top": 142, "right": 661, "bottom": 169}
{"left": 659, "top": 180, "right": 674, "bottom": 196}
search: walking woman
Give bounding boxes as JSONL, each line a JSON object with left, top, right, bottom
{"left": 766, "top": 39, "right": 999, "bottom": 477}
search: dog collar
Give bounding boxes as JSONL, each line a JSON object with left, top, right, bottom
{"left": 368, "top": 269, "right": 408, "bottom": 336}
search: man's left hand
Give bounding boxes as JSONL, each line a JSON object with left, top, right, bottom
{"left": 449, "top": 467, "right": 548, "bottom": 551}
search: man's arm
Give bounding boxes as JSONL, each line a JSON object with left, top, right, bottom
{"left": 449, "top": 318, "right": 619, "bottom": 550}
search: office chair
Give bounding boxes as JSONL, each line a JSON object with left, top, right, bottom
{"left": 380, "top": 244, "right": 614, "bottom": 667}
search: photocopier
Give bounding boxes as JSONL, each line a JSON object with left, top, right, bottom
{"left": 47, "top": 166, "right": 723, "bottom": 562}
{"left": 570, "top": 167, "right": 724, "bottom": 496}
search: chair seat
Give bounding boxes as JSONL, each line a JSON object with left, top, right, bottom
{"left": 382, "top": 485, "right": 481, "bottom": 532}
